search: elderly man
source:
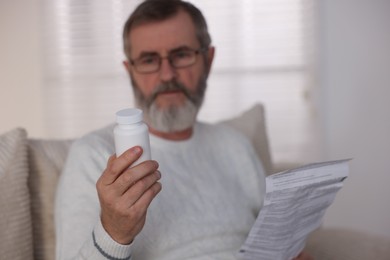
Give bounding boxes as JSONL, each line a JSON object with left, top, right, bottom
{"left": 55, "top": 1, "right": 312, "bottom": 259}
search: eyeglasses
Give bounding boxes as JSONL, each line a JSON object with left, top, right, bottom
{"left": 130, "top": 48, "right": 207, "bottom": 74}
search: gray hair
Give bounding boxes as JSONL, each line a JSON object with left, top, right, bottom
{"left": 123, "top": 0, "right": 212, "bottom": 60}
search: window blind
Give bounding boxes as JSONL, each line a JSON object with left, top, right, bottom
{"left": 41, "top": 0, "right": 320, "bottom": 165}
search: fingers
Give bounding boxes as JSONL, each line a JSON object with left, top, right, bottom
{"left": 128, "top": 181, "right": 162, "bottom": 217}
{"left": 113, "top": 160, "right": 159, "bottom": 195}
{"left": 121, "top": 170, "right": 162, "bottom": 206}
{"left": 100, "top": 146, "right": 143, "bottom": 185}
{"left": 137, "top": 181, "right": 162, "bottom": 208}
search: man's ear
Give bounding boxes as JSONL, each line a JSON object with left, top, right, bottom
{"left": 123, "top": 60, "right": 132, "bottom": 75}
{"left": 206, "top": 46, "right": 215, "bottom": 75}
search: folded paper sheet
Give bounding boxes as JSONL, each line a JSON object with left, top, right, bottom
{"left": 238, "top": 159, "right": 350, "bottom": 260}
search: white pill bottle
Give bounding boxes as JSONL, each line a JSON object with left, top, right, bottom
{"left": 113, "top": 108, "right": 151, "bottom": 166}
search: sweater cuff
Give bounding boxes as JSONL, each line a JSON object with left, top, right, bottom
{"left": 92, "top": 220, "right": 133, "bottom": 260}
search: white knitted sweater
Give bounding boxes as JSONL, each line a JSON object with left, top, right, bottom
{"left": 55, "top": 122, "right": 265, "bottom": 260}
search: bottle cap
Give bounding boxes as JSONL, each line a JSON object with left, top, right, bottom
{"left": 116, "top": 108, "right": 143, "bottom": 124}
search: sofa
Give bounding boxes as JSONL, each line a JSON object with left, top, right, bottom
{"left": 1, "top": 104, "right": 389, "bottom": 260}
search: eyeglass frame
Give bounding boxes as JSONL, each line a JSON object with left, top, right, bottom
{"left": 129, "top": 47, "right": 209, "bottom": 74}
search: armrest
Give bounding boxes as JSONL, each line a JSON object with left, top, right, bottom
{"left": 305, "top": 228, "right": 390, "bottom": 260}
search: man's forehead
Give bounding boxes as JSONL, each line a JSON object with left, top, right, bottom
{"left": 128, "top": 10, "right": 199, "bottom": 56}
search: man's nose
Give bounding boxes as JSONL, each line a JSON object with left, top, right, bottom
{"left": 159, "top": 58, "right": 177, "bottom": 82}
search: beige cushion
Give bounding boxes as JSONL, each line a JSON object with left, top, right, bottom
{"left": 28, "top": 138, "right": 72, "bottom": 260}
{"left": 0, "top": 128, "right": 34, "bottom": 259}
{"left": 306, "top": 228, "right": 390, "bottom": 260}
{"left": 222, "top": 103, "right": 273, "bottom": 175}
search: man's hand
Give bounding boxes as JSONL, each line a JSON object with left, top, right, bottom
{"left": 96, "top": 146, "right": 162, "bottom": 245}
{"left": 293, "top": 251, "right": 314, "bottom": 260}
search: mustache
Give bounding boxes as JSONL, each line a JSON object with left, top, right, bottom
{"left": 149, "top": 81, "right": 196, "bottom": 104}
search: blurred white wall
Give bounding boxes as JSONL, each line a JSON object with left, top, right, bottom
{"left": 318, "top": 1, "right": 390, "bottom": 238}
{"left": 0, "top": 0, "right": 45, "bottom": 137}
{"left": 1, "top": 0, "right": 389, "bottom": 238}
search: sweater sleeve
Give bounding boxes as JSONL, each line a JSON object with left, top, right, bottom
{"left": 55, "top": 135, "right": 133, "bottom": 260}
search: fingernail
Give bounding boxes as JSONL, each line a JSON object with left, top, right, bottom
{"left": 132, "top": 146, "right": 141, "bottom": 154}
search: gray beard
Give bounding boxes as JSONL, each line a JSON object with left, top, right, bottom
{"left": 131, "top": 76, "right": 207, "bottom": 133}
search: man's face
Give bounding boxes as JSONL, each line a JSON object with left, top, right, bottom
{"left": 124, "top": 10, "right": 214, "bottom": 133}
